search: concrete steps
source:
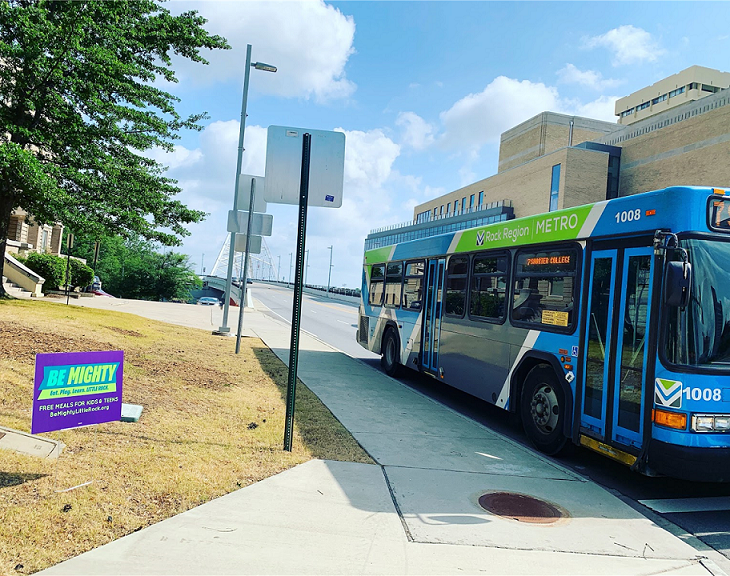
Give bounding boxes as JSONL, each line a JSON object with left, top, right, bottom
{"left": 2, "top": 275, "right": 35, "bottom": 299}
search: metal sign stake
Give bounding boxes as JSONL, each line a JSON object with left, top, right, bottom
{"left": 235, "top": 179, "right": 256, "bottom": 354}
{"left": 283, "top": 133, "right": 311, "bottom": 452}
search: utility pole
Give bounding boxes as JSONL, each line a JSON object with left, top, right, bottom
{"left": 289, "top": 252, "right": 293, "bottom": 286}
{"left": 201, "top": 253, "right": 205, "bottom": 275}
{"left": 327, "top": 245, "right": 333, "bottom": 297}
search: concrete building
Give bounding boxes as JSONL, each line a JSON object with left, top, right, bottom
{"left": 367, "top": 65, "right": 730, "bottom": 251}
{"left": 615, "top": 65, "right": 730, "bottom": 125}
{"left": 4, "top": 208, "right": 64, "bottom": 256}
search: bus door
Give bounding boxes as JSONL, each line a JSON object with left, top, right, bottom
{"left": 580, "top": 247, "right": 654, "bottom": 450}
{"left": 422, "top": 258, "right": 446, "bottom": 373}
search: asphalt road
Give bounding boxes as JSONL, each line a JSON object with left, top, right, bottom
{"left": 252, "top": 282, "right": 730, "bottom": 565}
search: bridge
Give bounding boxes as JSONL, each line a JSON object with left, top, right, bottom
{"left": 193, "top": 234, "right": 278, "bottom": 306}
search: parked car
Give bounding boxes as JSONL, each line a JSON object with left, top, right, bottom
{"left": 197, "top": 296, "right": 220, "bottom": 306}
{"left": 92, "top": 289, "right": 115, "bottom": 298}
{"left": 91, "top": 276, "right": 102, "bottom": 290}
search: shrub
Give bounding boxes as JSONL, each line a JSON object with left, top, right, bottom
{"left": 23, "top": 252, "right": 67, "bottom": 291}
{"left": 69, "top": 258, "right": 94, "bottom": 289}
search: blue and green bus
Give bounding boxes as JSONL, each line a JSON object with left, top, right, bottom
{"left": 357, "top": 186, "right": 730, "bottom": 481}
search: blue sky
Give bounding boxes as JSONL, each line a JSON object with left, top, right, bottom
{"left": 154, "top": 1, "right": 730, "bottom": 290}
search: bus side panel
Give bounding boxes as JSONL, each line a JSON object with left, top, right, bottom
{"left": 438, "top": 319, "right": 515, "bottom": 404}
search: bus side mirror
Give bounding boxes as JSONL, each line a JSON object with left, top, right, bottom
{"left": 664, "top": 261, "right": 692, "bottom": 307}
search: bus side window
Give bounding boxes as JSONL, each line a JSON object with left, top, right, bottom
{"left": 445, "top": 255, "right": 469, "bottom": 317}
{"left": 470, "top": 253, "right": 508, "bottom": 322}
{"left": 384, "top": 262, "right": 403, "bottom": 308}
{"left": 512, "top": 248, "right": 577, "bottom": 330}
{"left": 402, "top": 260, "right": 425, "bottom": 310}
{"left": 369, "top": 264, "right": 385, "bottom": 306}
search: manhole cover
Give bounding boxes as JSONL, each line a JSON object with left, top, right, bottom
{"left": 478, "top": 492, "right": 566, "bottom": 524}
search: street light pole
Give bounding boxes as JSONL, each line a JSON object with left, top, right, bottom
{"left": 278, "top": 255, "right": 281, "bottom": 282}
{"left": 215, "top": 44, "right": 276, "bottom": 336}
{"left": 327, "top": 245, "right": 333, "bottom": 297}
{"left": 289, "top": 252, "right": 293, "bottom": 286}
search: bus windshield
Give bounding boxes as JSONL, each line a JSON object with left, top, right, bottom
{"left": 665, "top": 239, "right": 730, "bottom": 368}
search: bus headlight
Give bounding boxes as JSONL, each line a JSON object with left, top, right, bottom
{"left": 691, "top": 414, "right": 730, "bottom": 432}
{"left": 715, "top": 416, "right": 730, "bottom": 431}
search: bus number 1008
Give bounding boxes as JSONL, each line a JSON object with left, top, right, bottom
{"left": 615, "top": 209, "right": 641, "bottom": 224}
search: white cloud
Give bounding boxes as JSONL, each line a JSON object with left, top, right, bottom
{"left": 438, "top": 76, "right": 561, "bottom": 152}
{"left": 557, "top": 64, "right": 623, "bottom": 91}
{"left": 572, "top": 96, "right": 620, "bottom": 123}
{"left": 583, "top": 25, "right": 664, "bottom": 67}
{"left": 170, "top": 0, "right": 356, "bottom": 101}
{"left": 396, "top": 112, "right": 435, "bottom": 150}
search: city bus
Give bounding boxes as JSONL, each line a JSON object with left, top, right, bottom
{"left": 357, "top": 186, "right": 730, "bottom": 481}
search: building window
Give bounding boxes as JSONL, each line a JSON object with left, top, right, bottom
{"left": 478, "top": 191, "right": 484, "bottom": 207}
{"left": 637, "top": 101, "right": 650, "bottom": 111}
{"left": 549, "top": 164, "right": 561, "bottom": 212}
{"left": 669, "top": 86, "right": 685, "bottom": 98}
{"left": 652, "top": 94, "right": 667, "bottom": 105}
{"left": 446, "top": 202, "right": 451, "bottom": 214}
{"left": 433, "top": 208, "right": 438, "bottom": 218}
{"left": 469, "top": 194, "right": 475, "bottom": 209}
{"left": 461, "top": 197, "right": 466, "bottom": 212}
{"left": 621, "top": 108, "right": 635, "bottom": 117}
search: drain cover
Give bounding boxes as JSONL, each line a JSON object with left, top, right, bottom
{"left": 478, "top": 492, "right": 566, "bottom": 524}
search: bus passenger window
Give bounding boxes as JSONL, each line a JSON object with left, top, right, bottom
{"left": 470, "top": 254, "right": 508, "bottom": 321}
{"left": 512, "top": 248, "right": 578, "bottom": 330}
{"left": 445, "top": 256, "right": 468, "bottom": 316}
{"left": 369, "top": 264, "right": 385, "bottom": 306}
{"left": 402, "top": 260, "right": 425, "bottom": 310}
{"left": 384, "top": 262, "right": 403, "bottom": 308}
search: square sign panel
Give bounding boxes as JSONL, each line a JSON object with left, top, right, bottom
{"left": 227, "top": 210, "right": 273, "bottom": 236}
{"left": 264, "top": 126, "right": 345, "bottom": 208}
{"left": 237, "top": 175, "right": 267, "bottom": 213}
{"left": 234, "top": 234, "right": 262, "bottom": 254}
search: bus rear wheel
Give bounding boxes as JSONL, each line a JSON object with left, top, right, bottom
{"left": 521, "top": 365, "right": 567, "bottom": 456}
{"left": 381, "top": 328, "right": 401, "bottom": 377}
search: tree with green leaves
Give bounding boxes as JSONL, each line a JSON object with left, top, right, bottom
{"left": 0, "top": 0, "right": 229, "bottom": 297}
{"left": 72, "top": 232, "right": 201, "bottom": 301}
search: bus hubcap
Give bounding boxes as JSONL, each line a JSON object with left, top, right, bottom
{"left": 531, "top": 385, "right": 559, "bottom": 434}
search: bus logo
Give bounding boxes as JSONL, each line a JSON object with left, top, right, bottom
{"left": 655, "top": 378, "right": 682, "bottom": 408}
{"left": 476, "top": 231, "right": 485, "bottom": 246}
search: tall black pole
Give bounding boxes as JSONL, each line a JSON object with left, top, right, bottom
{"left": 284, "top": 133, "right": 311, "bottom": 452}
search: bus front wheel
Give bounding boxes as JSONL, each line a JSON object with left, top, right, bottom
{"left": 521, "top": 365, "right": 567, "bottom": 456}
{"left": 381, "top": 328, "right": 401, "bottom": 377}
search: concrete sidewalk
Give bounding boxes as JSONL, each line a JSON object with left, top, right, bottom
{"left": 41, "top": 298, "right": 728, "bottom": 575}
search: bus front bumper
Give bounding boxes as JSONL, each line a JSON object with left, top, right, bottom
{"left": 648, "top": 439, "right": 730, "bottom": 482}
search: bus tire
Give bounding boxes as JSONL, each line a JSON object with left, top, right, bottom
{"left": 520, "top": 365, "right": 567, "bottom": 456}
{"left": 381, "top": 328, "right": 401, "bottom": 377}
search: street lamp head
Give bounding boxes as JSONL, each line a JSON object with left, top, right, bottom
{"left": 252, "top": 62, "right": 277, "bottom": 73}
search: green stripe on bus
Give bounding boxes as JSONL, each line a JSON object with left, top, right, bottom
{"left": 454, "top": 204, "right": 595, "bottom": 252}
{"left": 364, "top": 246, "right": 393, "bottom": 264}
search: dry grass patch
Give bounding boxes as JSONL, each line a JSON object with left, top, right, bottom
{"left": 0, "top": 299, "right": 372, "bottom": 575}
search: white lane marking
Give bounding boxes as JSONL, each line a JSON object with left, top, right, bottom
{"left": 337, "top": 320, "right": 350, "bottom": 325}
{"left": 638, "top": 497, "right": 730, "bottom": 514}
